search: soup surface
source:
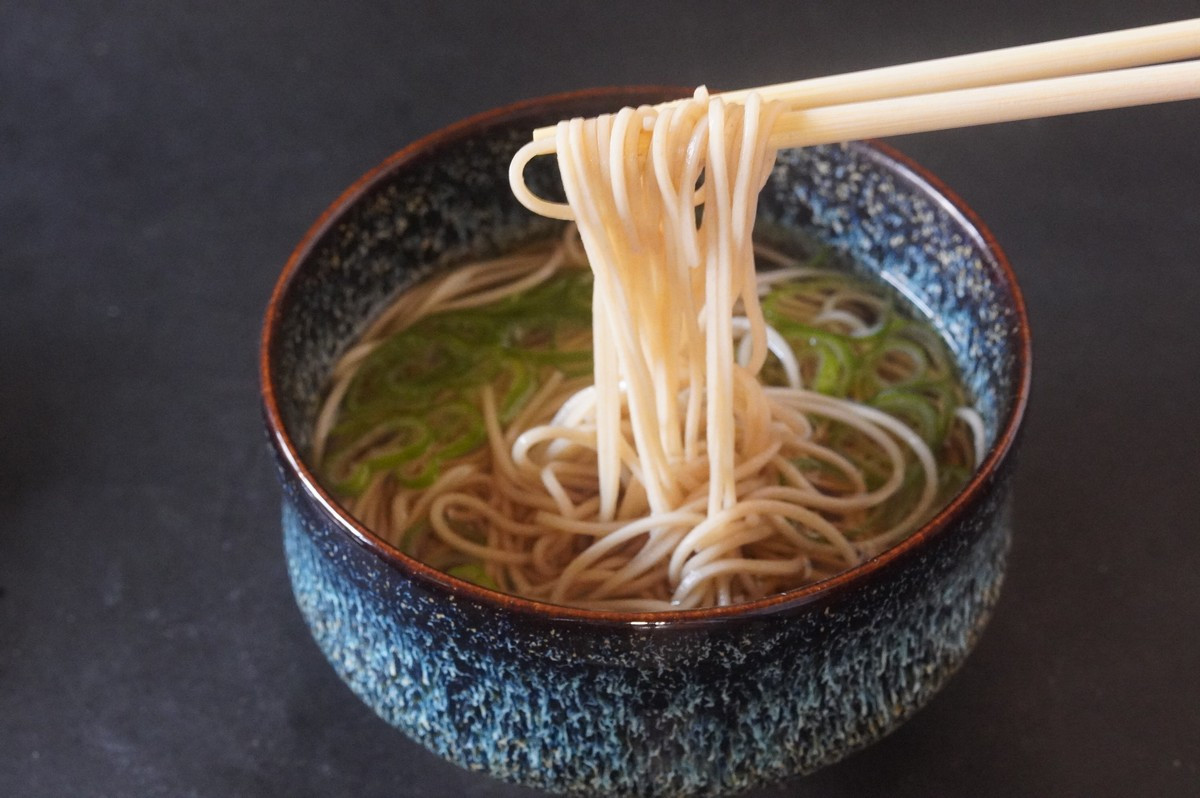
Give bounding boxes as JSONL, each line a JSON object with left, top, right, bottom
{"left": 314, "top": 229, "right": 978, "bottom": 609}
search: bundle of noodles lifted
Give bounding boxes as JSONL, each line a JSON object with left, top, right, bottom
{"left": 314, "top": 89, "right": 984, "bottom": 611}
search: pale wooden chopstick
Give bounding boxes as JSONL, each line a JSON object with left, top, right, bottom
{"left": 529, "top": 18, "right": 1200, "bottom": 144}
{"left": 717, "top": 17, "right": 1200, "bottom": 109}
{"left": 768, "top": 59, "right": 1200, "bottom": 149}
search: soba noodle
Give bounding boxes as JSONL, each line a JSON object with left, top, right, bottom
{"left": 314, "top": 89, "right": 982, "bottom": 611}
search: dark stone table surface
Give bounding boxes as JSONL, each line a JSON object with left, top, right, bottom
{"left": 2, "top": 2, "right": 1197, "bottom": 795}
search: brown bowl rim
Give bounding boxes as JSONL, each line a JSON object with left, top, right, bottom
{"left": 260, "top": 86, "right": 1032, "bottom": 627}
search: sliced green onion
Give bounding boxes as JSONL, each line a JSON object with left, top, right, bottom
{"left": 938, "top": 465, "right": 972, "bottom": 503}
{"left": 863, "top": 337, "right": 928, "bottom": 389}
{"left": 361, "top": 417, "right": 432, "bottom": 471}
{"left": 892, "top": 321, "right": 951, "bottom": 375}
{"left": 425, "top": 401, "right": 487, "bottom": 460}
{"left": 395, "top": 457, "right": 440, "bottom": 489}
{"left": 399, "top": 523, "right": 429, "bottom": 556}
{"left": 870, "top": 388, "right": 942, "bottom": 446}
{"left": 447, "top": 562, "right": 499, "bottom": 590}
{"left": 495, "top": 357, "right": 536, "bottom": 422}
{"left": 330, "top": 462, "right": 373, "bottom": 498}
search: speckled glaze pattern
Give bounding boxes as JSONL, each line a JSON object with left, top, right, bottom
{"left": 261, "top": 88, "right": 1030, "bottom": 797}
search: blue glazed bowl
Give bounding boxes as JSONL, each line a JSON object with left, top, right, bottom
{"left": 260, "top": 87, "right": 1030, "bottom": 797}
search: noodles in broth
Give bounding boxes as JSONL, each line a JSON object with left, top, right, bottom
{"left": 314, "top": 89, "right": 983, "bottom": 611}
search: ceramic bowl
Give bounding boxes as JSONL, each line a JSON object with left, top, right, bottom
{"left": 260, "top": 87, "right": 1031, "bottom": 797}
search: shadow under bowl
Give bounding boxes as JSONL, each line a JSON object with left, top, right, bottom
{"left": 260, "top": 87, "right": 1031, "bottom": 797}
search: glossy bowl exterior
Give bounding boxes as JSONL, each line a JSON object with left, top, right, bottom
{"left": 261, "top": 88, "right": 1030, "bottom": 797}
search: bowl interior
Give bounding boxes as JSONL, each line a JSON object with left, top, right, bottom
{"left": 263, "top": 89, "right": 1028, "bottom": 614}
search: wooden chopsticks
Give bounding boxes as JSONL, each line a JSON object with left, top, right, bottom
{"left": 529, "top": 18, "right": 1200, "bottom": 147}
{"left": 767, "top": 59, "right": 1200, "bottom": 148}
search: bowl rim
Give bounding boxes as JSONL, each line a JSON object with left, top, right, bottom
{"left": 260, "top": 86, "right": 1032, "bottom": 627}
